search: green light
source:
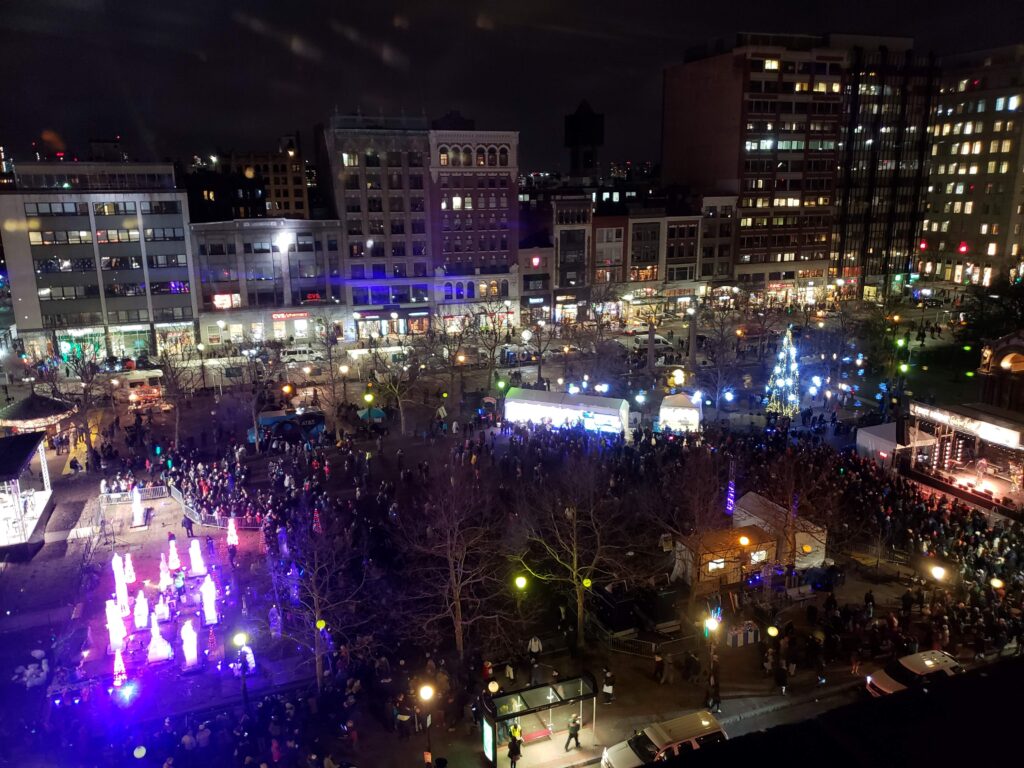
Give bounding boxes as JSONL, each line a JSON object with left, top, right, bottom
{"left": 962, "top": 345, "right": 972, "bottom": 352}
{"left": 896, "top": 339, "right": 905, "bottom": 348}
{"left": 582, "top": 578, "right": 592, "bottom": 589}
{"left": 966, "top": 371, "right": 975, "bottom": 378}
{"left": 894, "top": 274, "right": 902, "bottom": 282}
{"left": 496, "top": 380, "right": 506, "bottom": 390}
{"left": 899, "top": 363, "right": 909, "bottom": 373}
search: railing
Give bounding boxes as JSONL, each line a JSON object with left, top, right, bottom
{"left": 99, "top": 486, "right": 169, "bottom": 505}
{"left": 167, "top": 485, "right": 262, "bottom": 530}
{"left": 584, "top": 613, "right": 694, "bottom": 659}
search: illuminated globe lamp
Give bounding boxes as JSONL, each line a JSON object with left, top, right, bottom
{"left": 363, "top": 392, "right": 374, "bottom": 404}
{"left": 315, "top": 619, "right": 327, "bottom": 631}
{"left": 582, "top": 577, "right": 592, "bottom": 589}
{"left": 514, "top": 576, "right": 528, "bottom": 590}
{"left": 766, "top": 626, "right": 780, "bottom": 638}
{"left": 990, "top": 577, "right": 1005, "bottom": 590}
{"left": 487, "top": 680, "right": 500, "bottom": 694}
{"left": 930, "top": 565, "right": 946, "bottom": 582}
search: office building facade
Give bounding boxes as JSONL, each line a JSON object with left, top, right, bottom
{"left": 227, "top": 134, "right": 309, "bottom": 219}
{"left": 832, "top": 37, "right": 937, "bottom": 299}
{"left": 921, "top": 46, "right": 1024, "bottom": 288}
{"left": 0, "top": 162, "right": 197, "bottom": 358}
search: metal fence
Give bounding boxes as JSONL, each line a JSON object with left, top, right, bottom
{"left": 167, "top": 485, "right": 261, "bottom": 530}
{"left": 585, "top": 614, "right": 695, "bottom": 659}
{"left": 99, "top": 486, "right": 169, "bottom": 506}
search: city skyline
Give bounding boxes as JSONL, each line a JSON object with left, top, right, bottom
{"left": 3, "top": 0, "right": 1023, "bottom": 170}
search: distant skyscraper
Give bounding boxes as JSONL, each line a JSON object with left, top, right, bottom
{"left": 565, "top": 101, "right": 604, "bottom": 179}
{"left": 921, "top": 46, "right": 1024, "bottom": 288}
{"left": 832, "top": 37, "right": 937, "bottom": 299}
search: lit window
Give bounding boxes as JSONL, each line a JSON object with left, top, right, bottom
{"left": 750, "top": 550, "right": 768, "bottom": 564}
{"left": 988, "top": 242, "right": 998, "bottom": 256}
{"left": 964, "top": 202, "right": 974, "bottom": 214}
{"left": 996, "top": 97, "right": 1006, "bottom": 111}
{"left": 763, "top": 59, "right": 779, "bottom": 70}
{"left": 452, "top": 196, "right": 462, "bottom": 211}
{"left": 1010, "top": 95, "right": 1021, "bottom": 111}
{"left": 1002, "top": 140, "right": 1012, "bottom": 153}
{"left": 707, "top": 558, "right": 725, "bottom": 573}
{"left": 342, "top": 153, "right": 358, "bottom": 167}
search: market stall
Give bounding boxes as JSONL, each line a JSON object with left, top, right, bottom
{"left": 657, "top": 392, "right": 702, "bottom": 433}
{"left": 732, "top": 491, "right": 827, "bottom": 570}
{"left": 0, "top": 432, "right": 54, "bottom": 551}
{"left": 855, "top": 421, "right": 936, "bottom": 470}
{"left": 503, "top": 387, "right": 629, "bottom": 435}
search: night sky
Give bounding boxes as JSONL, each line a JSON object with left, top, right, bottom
{"left": 3, "top": 0, "right": 1023, "bottom": 171}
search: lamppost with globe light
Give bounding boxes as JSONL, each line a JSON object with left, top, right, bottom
{"left": 339, "top": 364, "right": 350, "bottom": 402}
{"left": 234, "top": 631, "right": 251, "bottom": 711}
{"left": 419, "top": 684, "right": 434, "bottom": 756}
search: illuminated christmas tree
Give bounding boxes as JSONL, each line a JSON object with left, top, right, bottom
{"left": 764, "top": 327, "right": 801, "bottom": 419}
{"left": 312, "top": 508, "right": 322, "bottom": 535}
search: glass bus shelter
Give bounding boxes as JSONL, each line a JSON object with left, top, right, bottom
{"left": 480, "top": 671, "right": 597, "bottom": 766}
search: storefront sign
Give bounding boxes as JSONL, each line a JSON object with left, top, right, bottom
{"left": 213, "top": 293, "right": 241, "bottom": 310}
{"left": 911, "top": 403, "right": 1022, "bottom": 450}
{"left": 271, "top": 311, "right": 309, "bottom": 321}
{"left": 555, "top": 294, "right": 577, "bottom": 303}
{"left": 527, "top": 297, "right": 546, "bottom": 305}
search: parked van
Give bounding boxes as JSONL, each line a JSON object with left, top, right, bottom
{"left": 601, "top": 710, "right": 727, "bottom": 767}
{"left": 281, "top": 347, "right": 324, "bottom": 366}
{"left": 865, "top": 650, "right": 964, "bottom": 696}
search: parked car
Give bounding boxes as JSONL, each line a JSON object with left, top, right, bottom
{"left": 865, "top": 650, "right": 964, "bottom": 697}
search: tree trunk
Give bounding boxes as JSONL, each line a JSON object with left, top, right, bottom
{"left": 453, "top": 596, "right": 465, "bottom": 660}
{"left": 575, "top": 584, "right": 586, "bottom": 650}
{"left": 314, "top": 630, "right": 324, "bottom": 693}
{"left": 252, "top": 408, "right": 262, "bottom": 454}
{"left": 173, "top": 400, "right": 182, "bottom": 448}
{"left": 398, "top": 401, "right": 407, "bottom": 436}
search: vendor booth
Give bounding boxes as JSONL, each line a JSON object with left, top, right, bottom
{"left": 855, "top": 420, "right": 936, "bottom": 470}
{"left": 503, "top": 387, "right": 629, "bottom": 435}
{"left": 0, "top": 432, "right": 54, "bottom": 552}
{"left": 732, "top": 491, "right": 827, "bottom": 570}
{"left": 657, "top": 392, "right": 702, "bottom": 433}
{"left": 671, "top": 525, "right": 776, "bottom": 595}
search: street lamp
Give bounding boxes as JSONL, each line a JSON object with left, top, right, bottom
{"left": 233, "top": 631, "right": 250, "bottom": 711}
{"left": 738, "top": 535, "right": 750, "bottom": 547}
{"left": 766, "top": 626, "right": 780, "bottom": 638}
{"left": 514, "top": 575, "right": 528, "bottom": 590}
{"left": 302, "top": 365, "right": 312, "bottom": 376}
{"left": 704, "top": 617, "right": 720, "bottom": 633}
{"left": 419, "top": 684, "right": 435, "bottom": 755}
{"left": 339, "top": 364, "right": 350, "bottom": 402}
{"left": 363, "top": 392, "right": 374, "bottom": 404}
{"left": 991, "top": 577, "right": 1005, "bottom": 590}
{"left": 930, "top": 565, "right": 946, "bottom": 581}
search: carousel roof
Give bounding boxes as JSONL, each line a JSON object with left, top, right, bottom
{"left": 0, "top": 391, "right": 77, "bottom": 429}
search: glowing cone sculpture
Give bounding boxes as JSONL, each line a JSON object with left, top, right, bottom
{"left": 188, "top": 538, "right": 207, "bottom": 577}
{"left": 106, "top": 599, "right": 127, "bottom": 652}
{"left": 312, "top": 508, "right": 322, "bottom": 534}
{"left": 158, "top": 553, "right": 172, "bottom": 592}
{"left": 112, "top": 554, "right": 130, "bottom": 617}
{"left": 168, "top": 539, "right": 181, "bottom": 572}
{"left": 112, "top": 648, "right": 127, "bottom": 687}
{"left": 181, "top": 619, "right": 199, "bottom": 669}
{"left": 147, "top": 613, "right": 173, "bottom": 663}
{"left": 123, "top": 553, "right": 136, "bottom": 584}
{"left": 133, "top": 590, "right": 149, "bottom": 631}
{"left": 226, "top": 517, "right": 239, "bottom": 547}
{"left": 200, "top": 574, "right": 218, "bottom": 625}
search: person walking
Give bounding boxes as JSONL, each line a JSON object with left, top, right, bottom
{"left": 601, "top": 668, "right": 615, "bottom": 703}
{"left": 564, "top": 713, "right": 582, "bottom": 751}
{"left": 774, "top": 660, "right": 788, "bottom": 695}
{"left": 707, "top": 654, "right": 721, "bottom": 713}
{"left": 507, "top": 736, "right": 522, "bottom": 768}
{"left": 182, "top": 515, "right": 195, "bottom": 538}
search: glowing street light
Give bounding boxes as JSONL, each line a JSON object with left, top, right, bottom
{"left": 419, "top": 684, "right": 436, "bottom": 752}
{"left": 738, "top": 535, "right": 750, "bottom": 547}
{"left": 363, "top": 392, "right": 374, "bottom": 404}
{"left": 704, "top": 617, "right": 720, "bottom": 633}
{"left": 930, "top": 565, "right": 946, "bottom": 581}
{"left": 487, "top": 680, "right": 500, "bottom": 694}
{"left": 302, "top": 366, "right": 312, "bottom": 376}
{"left": 635, "top": 393, "right": 646, "bottom": 404}
{"left": 339, "top": 364, "right": 350, "bottom": 375}
{"left": 233, "top": 631, "right": 248, "bottom": 648}
{"left": 990, "top": 577, "right": 1005, "bottom": 590}
{"left": 514, "top": 575, "right": 528, "bottom": 590}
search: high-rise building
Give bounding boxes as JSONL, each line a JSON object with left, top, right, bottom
{"left": 227, "top": 134, "right": 309, "bottom": 219}
{"left": 832, "top": 37, "right": 937, "bottom": 299}
{"left": 663, "top": 33, "right": 844, "bottom": 304}
{"left": 921, "top": 46, "right": 1024, "bottom": 288}
{"left": 428, "top": 127, "right": 519, "bottom": 277}
{"left": 0, "top": 162, "right": 197, "bottom": 357}
{"left": 565, "top": 101, "right": 604, "bottom": 179}
{"left": 323, "top": 114, "right": 435, "bottom": 339}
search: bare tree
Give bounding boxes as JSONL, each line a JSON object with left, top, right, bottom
{"left": 587, "top": 281, "right": 621, "bottom": 341}
{"left": 472, "top": 300, "right": 516, "bottom": 391}
{"left": 232, "top": 342, "right": 283, "bottom": 454}
{"left": 270, "top": 512, "right": 370, "bottom": 692}
{"left": 369, "top": 345, "right": 422, "bottom": 436}
{"left": 307, "top": 310, "right": 349, "bottom": 428}
{"left": 33, "top": 349, "right": 104, "bottom": 467}
{"left": 698, "top": 303, "right": 739, "bottom": 410}
{"left": 155, "top": 333, "right": 202, "bottom": 448}
{"left": 522, "top": 320, "right": 557, "bottom": 382}
{"left": 397, "top": 477, "right": 522, "bottom": 659}
{"left": 512, "top": 460, "right": 648, "bottom": 650}
{"left": 414, "top": 314, "right": 474, "bottom": 402}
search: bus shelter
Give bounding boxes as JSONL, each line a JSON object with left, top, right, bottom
{"left": 481, "top": 672, "right": 597, "bottom": 766}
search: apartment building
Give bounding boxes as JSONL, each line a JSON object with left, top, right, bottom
{"left": 227, "top": 134, "right": 309, "bottom": 219}
{"left": 0, "top": 162, "right": 197, "bottom": 358}
{"left": 921, "top": 46, "right": 1024, "bottom": 288}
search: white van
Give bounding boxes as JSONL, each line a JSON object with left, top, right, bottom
{"left": 281, "top": 347, "right": 324, "bottom": 367}
{"left": 865, "top": 650, "right": 964, "bottom": 697}
{"left": 601, "top": 710, "right": 727, "bottom": 767}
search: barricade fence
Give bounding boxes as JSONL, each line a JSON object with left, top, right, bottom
{"left": 99, "top": 486, "right": 169, "bottom": 505}
{"left": 167, "top": 485, "right": 261, "bottom": 530}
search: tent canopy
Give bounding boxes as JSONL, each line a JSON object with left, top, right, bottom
{"left": 658, "top": 392, "right": 702, "bottom": 432}
{"left": 0, "top": 392, "right": 76, "bottom": 429}
{"left": 504, "top": 387, "right": 629, "bottom": 434}
{"left": 0, "top": 432, "right": 46, "bottom": 482}
{"left": 856, "top": 421, "right": 936, "bottom": 459}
